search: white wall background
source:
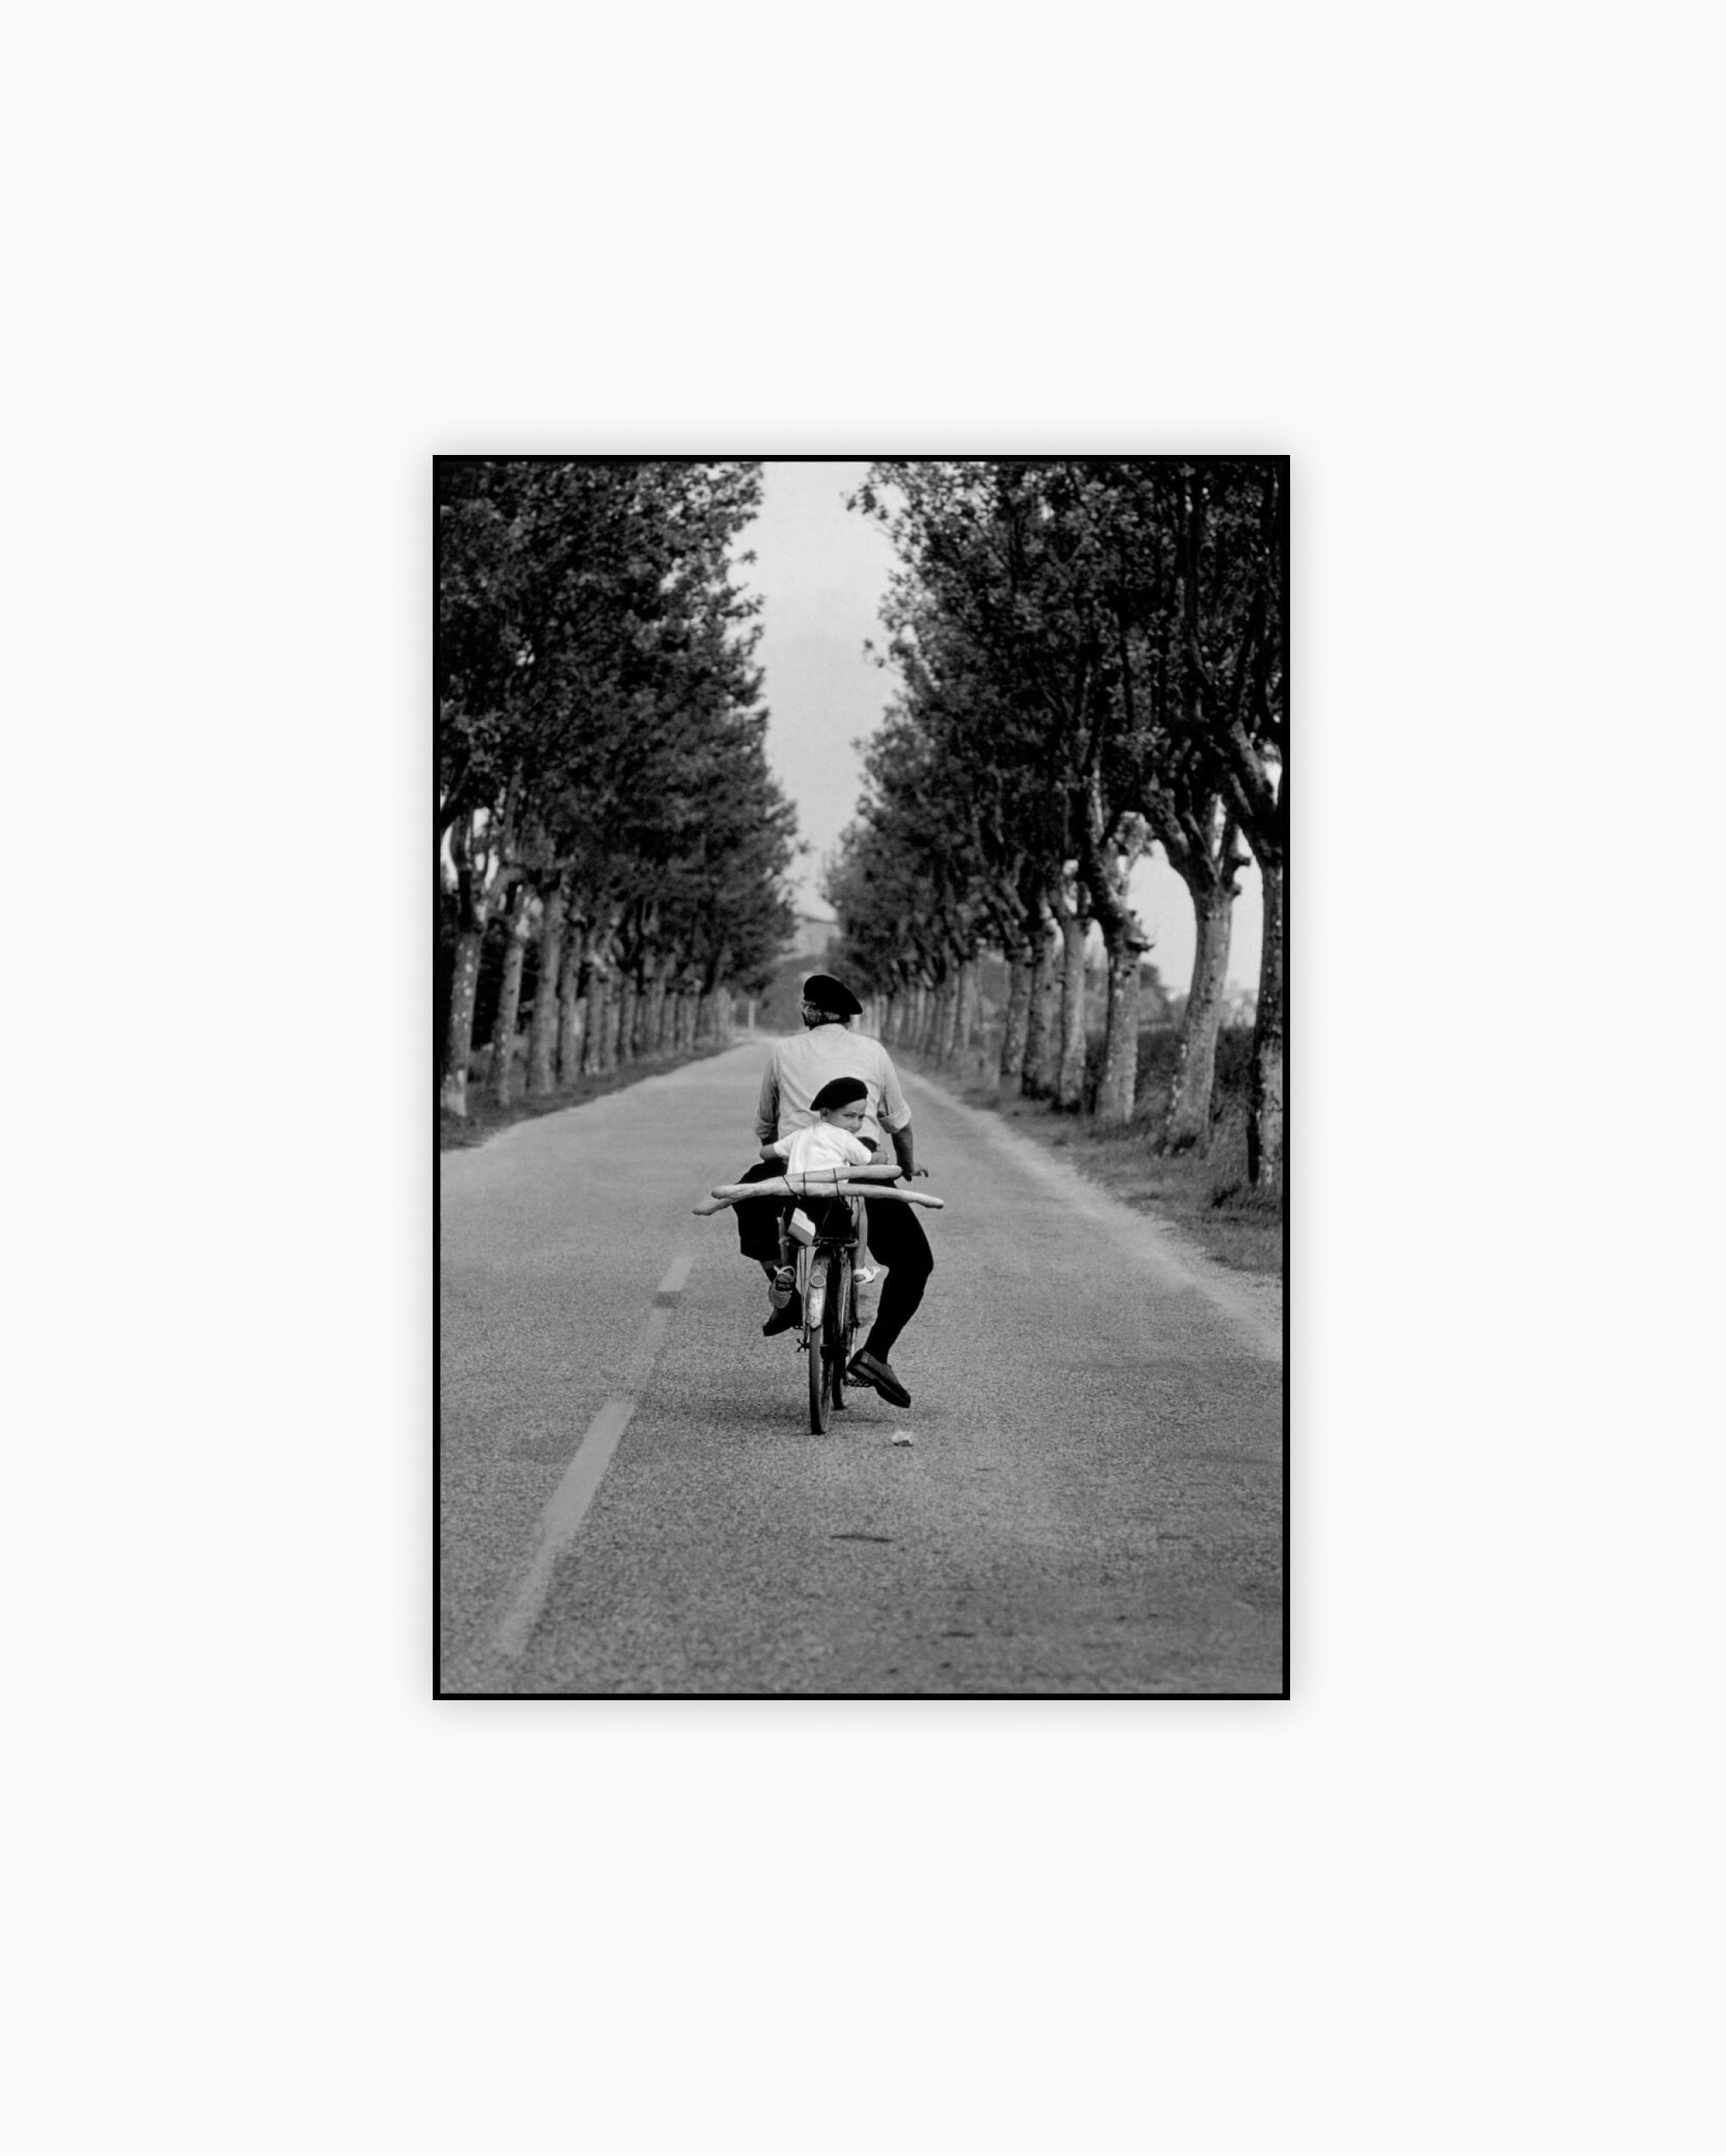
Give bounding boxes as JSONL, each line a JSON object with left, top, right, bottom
{"left": 3, "top": 6, "right": 1722, "bottom": 2155}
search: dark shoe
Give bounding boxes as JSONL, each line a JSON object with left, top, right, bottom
{"left": 762, "top": 1292, "right": 802, "bottom": 1337}
{"left": 847, "top": 1349, "right": 911, "bottom": 1409}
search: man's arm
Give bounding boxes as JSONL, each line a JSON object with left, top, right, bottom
{"left": 873, "top": 1043, "right": 912, "bottom": 1150}
{"left": 889, "top": 1122, "right": 915, "bottom": 1178}
{"left": 754, "top": 1056, "right": 780, "bottom": 1144}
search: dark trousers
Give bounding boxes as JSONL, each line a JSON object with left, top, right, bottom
{"left": 732, "top": 1158, "right": 933, "bottom": 1361}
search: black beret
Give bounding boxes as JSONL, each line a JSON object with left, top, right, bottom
{"left": 811, "top": 1075, "right": 868, "bottom": 1111}
{"left": 801, "top": 971, "right": 863, "bottom": 1017}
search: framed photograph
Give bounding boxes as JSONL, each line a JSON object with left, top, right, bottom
{"left": 437, "top": 456, "right": 1285, "bottom": 1698}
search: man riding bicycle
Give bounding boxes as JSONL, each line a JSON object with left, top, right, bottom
{"left": 731, "top": 971, "right": 932, "bottom": 1411}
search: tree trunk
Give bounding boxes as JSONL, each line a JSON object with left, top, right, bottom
{"left": 617, "top": 973, "right": 639, "bottom": 1066}
{"left": 439, "top": 802, "right": 520, "bottom": 1117}
{"left": 490, "top": 892, "right": 532, "bottom": 1106}
{"left": 643, "top": 969, "right": 668, "bottom": 1054}
{"left": 528, "top": 887, "right": 567, "bottom": 1098}
{"left": 1021, "top": 926, "right": 1059, "bottom": 1098}
{"left": 1163, "top": 885, "right": 1234, "bottom": 1151}
{"left": 604, "top": 979, "right": 624, "bottom": 1069}
{"left": 1000, "top": 951, "right": 1032, "bottom": 1085}
{"left": 934, "top": 978, "right": 959, "bottom": 1064}
{"left": 557, "top": 945, "right": 587, "bottom": 1085}
{"left": 440, "top": 930, "right": 483, "bottom": 1118}
{"left": 1095, "top": 936, "right": 1141, "bottom": 1125}
{"left": 1248, "top": 856, "right": 1285, "bottom": 1191}
{"left": 957, "top": 959, "right": 980, "bottom": 1055}
{"left": 1055, "top": 912, "right": 1088, "bottom": 1111}
{"left": 581, "top": 964, "right": 609, "bottom": 1075}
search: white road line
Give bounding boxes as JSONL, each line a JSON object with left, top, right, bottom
{"left": 491, "top": 1252, "right": 693, "bottom": 1662}
{"left": 493, "top": 1398, "right": 636, "bottom": 1660}
{"left": 620, "top": 1305, "right": 671, "bottom": 1394}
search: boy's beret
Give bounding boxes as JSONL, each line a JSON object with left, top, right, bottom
{"left": 810, "top": 1075, "right": 868, "bottom": 1111}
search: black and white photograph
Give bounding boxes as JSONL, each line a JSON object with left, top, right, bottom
{"left": 437, "top": 456, "right": 1287, "bottom": 1697}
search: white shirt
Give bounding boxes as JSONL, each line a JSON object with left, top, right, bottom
{"left": 754, "top": 1023, "right": 912, "bottom": 1153}
{"left": 771, "top": 1122, "right": 876, "bottom": 1176}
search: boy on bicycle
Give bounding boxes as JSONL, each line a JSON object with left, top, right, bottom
{"left": 766, "top": 1072, "right": 876, "bottom": 1176}
{"left": 759, "top": 1074, "right": 881, "bottom": 1331}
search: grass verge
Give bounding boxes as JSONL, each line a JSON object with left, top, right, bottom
{"left": 900, "top": 1032, "right": 1283, "bottom": 1280}
{"left": 439, "top": 1042, "right": 733, "bottom": 1152}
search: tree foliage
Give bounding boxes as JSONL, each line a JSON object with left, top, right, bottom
{"left": 436, "top": 458, "right": 798, "bottom": 1113}
{"left": 830, "top": 457, "right": 1285, "bottom": 1180}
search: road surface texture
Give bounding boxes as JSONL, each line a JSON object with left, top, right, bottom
{"left": 440, "top": 1042, "right": 1284, "bottom": 1695}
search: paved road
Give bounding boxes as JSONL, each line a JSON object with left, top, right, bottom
{"left": 439, "top": 1042, "right": 1284, "bottom": 1695}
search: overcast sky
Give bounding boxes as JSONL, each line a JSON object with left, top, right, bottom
{"left": 739, "top": 457, "right": 1263, "bottom": 999}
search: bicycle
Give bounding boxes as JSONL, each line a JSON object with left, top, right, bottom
{"left": 693, "top": 1164, "right": 944, "bottom": 1433}
{"left": 790, "top": 1184, "right": 867, "bottom": 1434}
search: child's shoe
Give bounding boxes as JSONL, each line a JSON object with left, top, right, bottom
{"left": 762, "top": 1286, "right": 802, "bottom": 1336}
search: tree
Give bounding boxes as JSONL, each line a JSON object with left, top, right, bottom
{"left": 833, "top": 457, "right": 1285, "bottom": 1177}
{"left": 434, "top": 459, "right": 798, "bottom": 1116}
{"left": 1170, "top": 460, "right": 1285, "bottom": 1186}
{"left": 853, "top": 461, "right": 1161, "bottom": 1114}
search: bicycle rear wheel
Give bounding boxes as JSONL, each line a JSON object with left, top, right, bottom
{"left": 827, "top": 1252, "right": 853, "bottom": 1414}
{"left": 807, "top": 1252, "right": 833, "bottom": 1434}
